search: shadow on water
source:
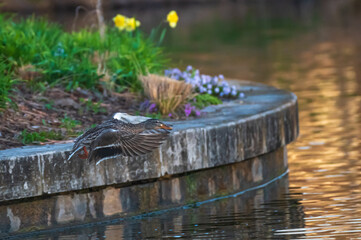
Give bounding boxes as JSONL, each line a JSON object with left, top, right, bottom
{"left": 3, "top": 0, "right": 361, "bottom": 238}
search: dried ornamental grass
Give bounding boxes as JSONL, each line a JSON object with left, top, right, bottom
{"left": 17, "top": 64, "right": 43, "bottom": 81}
{"left": 140, "top": 74, "right": 193, "bottom": 115}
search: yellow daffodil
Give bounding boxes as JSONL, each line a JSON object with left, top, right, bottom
{"left": 167, "top": 10, "right": 178, "bottom": 28}
{"left": 125, "top": 17, "right": 141, "bottom": 32}
{"left": 113, "top": 14, "right": 127, "bottom": 30}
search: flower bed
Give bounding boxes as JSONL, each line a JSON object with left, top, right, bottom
{"left": 0, "top": 12, "right": 244, "bottom": 150}
{"left": 165, "top": 66, "right": 245, "bottom": 98}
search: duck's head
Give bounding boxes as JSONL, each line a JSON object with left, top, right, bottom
{"left": 144, "top": 119, "right": 173, "bottom": 130}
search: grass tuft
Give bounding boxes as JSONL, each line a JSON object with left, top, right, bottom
{"left": 17, "top": 64, "right": 43, "bottom": 81}
{"left": 140, "top": 74, "right": 193, "bottom": 115}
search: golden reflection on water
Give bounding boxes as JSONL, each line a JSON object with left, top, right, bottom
{"left": 172, "top": 15, "right": 361, "bottom": 238}
{"left": 266, "top": 35, "right": 361, "bottom": 239}
{"left": 272, "top": 40, "right": 361, "bottom": 237}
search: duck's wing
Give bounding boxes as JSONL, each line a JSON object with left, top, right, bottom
{"left": 67, "top": 119, "right": 123, "bottom": 161}
{"left": 88, "top": 129, "right": 170, "bottom": 165}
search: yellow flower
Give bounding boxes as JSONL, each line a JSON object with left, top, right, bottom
{"left": 125, "top": 17, "right": 141, "bottom": 32}
{"left": 113, "top": 14, "right": 127, "bottom": 30}
{"left": 167, "top": 10, "right": 178, "bottom": 28}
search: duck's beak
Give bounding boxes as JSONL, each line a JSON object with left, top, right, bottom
{"left": 160, "top": 124, "right": 173, "bottom": 130}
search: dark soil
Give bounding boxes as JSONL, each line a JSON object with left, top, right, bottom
{"left": 0, "top": 84, "right": 140, "bottom": 150}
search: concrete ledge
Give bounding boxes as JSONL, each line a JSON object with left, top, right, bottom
{"left": 0, "top": 147, "right": 288, "bottom": 236}
{"left": 0, "top": 81, "right": 298, "bottom": 203}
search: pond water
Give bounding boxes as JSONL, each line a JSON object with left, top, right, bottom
{"left": 8, "top": 0, "right": 361, "bottom": 239}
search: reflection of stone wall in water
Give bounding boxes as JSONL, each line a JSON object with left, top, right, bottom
{"left": 76, "top": 175, "right": 301, "bottom": 239}
{"left": 0, "top": 170, "right": 306, "bottom": 239}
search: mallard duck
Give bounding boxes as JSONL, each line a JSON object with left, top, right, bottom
{"left": 67, "top": 118, "right": 172, "bottom": 165}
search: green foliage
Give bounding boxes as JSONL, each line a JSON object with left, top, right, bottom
{"left": 0, "top": 61, "right": 16, "bottom": 111}
{"left": 106, "top": 29, "right": 167, "bottom": 92}
{"left": 0, "top": 16, "right": 63, "bottom": 65}
{"left": 145, "top": 112, "right": 162, "bottom": 119}
{"left": 192, "top": 94, "right": 222, "bottom": 109}
{"left": 135, "top": 110, "right": 163, "bottom": 120}
{"left": 44, "top": 102, "right": 53, "bottom": 110}
{"left": 0, "top": 14, "right": 167, "bottom": 93}
{"left": 60, "top": 115, "right": 81, "bottom": 133}
{"left": 20, "top": 129, "right": 63, "bottom": 144}
{"left": 79, "top": 98, "right": 106, "bottom": 114}
{"left": 19, "top": 115, "right": 83, "bottom": 144}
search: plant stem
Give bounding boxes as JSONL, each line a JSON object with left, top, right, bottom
{"left": 95, "top": 0, "right": 105, "bottom": 40}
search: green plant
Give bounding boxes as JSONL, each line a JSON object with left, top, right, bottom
{"left": 60, "top": 115, "right": 81, "bottom": 132}
{"left": 0, "top": 61, "right": 16, "bottom": 111}
{"left": 20, "top": 129, "right": 63, "bottom": 144}
{"left": 0, "top": 16, "right": 62, "bottom": 66}
{"left": 191, "top": 94, "right": 222, "bottom": 109}
{"left": 79, "top": 98, "right": 106, "bottom": 114}
{"left": 0, "top": 14, "right": 167, "bottom": 92}
{"left": 145, "top": 112, "right": 162, "bottom": 120}
{"left": 106, "top": 29, "right": 167, "bottom": 92}
{"left": 44, "top": 102, "right": 53, "bottom": 110}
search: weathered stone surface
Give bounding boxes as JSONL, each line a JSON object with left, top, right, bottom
{"left": 0, "top": 147, "right": 288, "bottom": 236}
{"left": 0, "top": 81, "right": 298, "bottom": 202}
{"left": 0, "top": 155, "right": 43, "bottom": 201}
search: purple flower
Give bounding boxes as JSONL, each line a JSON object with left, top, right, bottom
{"left": 184, "top": 103, "right": 192, "bottom": 117}
{"left": 168, "top": 113, "right": 172, "bottom": 117}
{"left": 194, "top": 75, "right": 201, "bottom": 84}
{"left": 165, "top": 67, "right": 242, "bottom": 99}
{"left": 140, "top": 99, "right": 150, "bottom": 111}
{"left": 239, "top": 92, "right": 245, "bottom": 98}
{"left": 201, "top": 75, "right": 211, "bottom": 84}
{"left": 212, "top": 76, "right": 219, "bottom": 85}
{"left": 149, "top": 103, "right": 156, "bottom": 112}
{"left": 223, "top": 87, "right": 231, "bottom": 95}
{"left": 201, "top": 77, "right": 208, "bottom": 85}
{"left": 221, "top": 81, "right": 229, "bottom": 87}
{"left": 164, "top": 69, "right": 171, "bottom": 76}
{"left": 195, "top": 110, "right": 201, "bottom": 116}
{"left": 172, "top": 68, "right": 182, "bottom": 75}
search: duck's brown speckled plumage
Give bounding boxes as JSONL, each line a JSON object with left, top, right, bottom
{"left": 68, "top": 118, "right": 172, "bottom": 165}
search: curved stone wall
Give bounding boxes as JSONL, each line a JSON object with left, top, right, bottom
{"left": 0, "top": 147, "right": 288, "bottom": 236}
{"left": 0, "top": 81, "right": 298, "bottom": 235}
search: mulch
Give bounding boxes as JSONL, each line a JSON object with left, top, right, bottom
{"left": 0, "top": 84, "right": 140, "bottom": 150}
